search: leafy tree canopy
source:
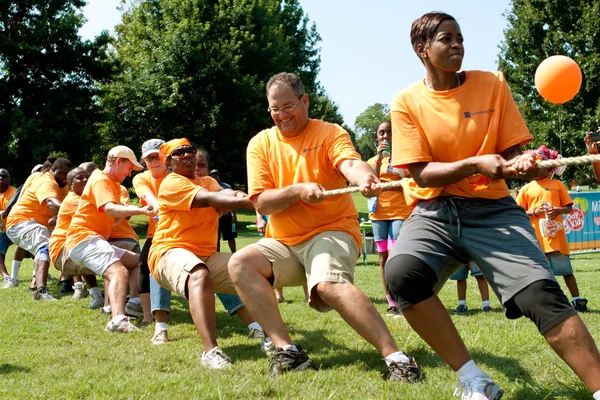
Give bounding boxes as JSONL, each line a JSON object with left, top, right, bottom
{"left": 354, "top": 103, "right": 390, "bottom": 161}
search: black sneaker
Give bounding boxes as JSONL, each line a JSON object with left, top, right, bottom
{"left": 386, "top": 306, "right": 399, "bottom": 317}
{"left": 482, "top": 305, "right": 493, "bottom": 313}
{"left": 268, "top": 345, "right": 315, "bottom": 377}
{"left": 572, "top": 298, "right": 589, "bottom": 313}
{"left": 454, "top": 304, "right": 468, "bottom": 315}
{"left": 388, "top": 358, "right": 424, "bottom": 383}
{"left": 59, "top": 278, "right": 74, "bottom": 294}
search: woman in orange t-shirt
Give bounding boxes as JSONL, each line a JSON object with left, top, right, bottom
{"left": 384, "top": 11, "right": 600, "bottom": 397}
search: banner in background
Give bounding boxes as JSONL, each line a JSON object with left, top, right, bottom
{"left": 566, "top": 191, "right": 600, "bottom": 251}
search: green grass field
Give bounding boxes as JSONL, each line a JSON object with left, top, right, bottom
{"left": 0, "top": 192, "right": 598, "bottom": 399}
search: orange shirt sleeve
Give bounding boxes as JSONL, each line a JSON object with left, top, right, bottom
{"left": 558, "top": 182, "right": 573, "bottom": 207}
{"left": 327, "top": 125, "right": 361, "bottom": 168}
{"left": 35, "top": 178, "right": 60, "bottom": 206}
{"left": 120, "top": 185, "right": 131, "bottom": 205}
{"left": 133, "top": 173, "right": 151, "bottom": 206}
{"left": 495, "top": 73, "right": 532, "bottom": 153}
{"left": 160, "top": 174, "right": 201, "bottom": 211}
{"left": 247, "top": 133, "right": 275, "bottom": 199}
{"left": 515, "top": 187, "right": 529, "bottom": 210}
{"left": 90, "top": 178, "right": 119, "bottom": 212}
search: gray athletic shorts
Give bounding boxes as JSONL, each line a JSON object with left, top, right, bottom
{"left": 388, "top": 196, "right": 556, "bottom": 310}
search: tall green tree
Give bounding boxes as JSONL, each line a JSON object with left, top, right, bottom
{"left": 498, "top": 0, "right": 600, "bottom": 184}
{"left": 0, "top": 1, "right": 112, "bottom": 183}
{"left": 354, "top": 103, "right": 390, "bottom": 161}
{"left": 100, "top": 0, "right": 330, "bottom": 187}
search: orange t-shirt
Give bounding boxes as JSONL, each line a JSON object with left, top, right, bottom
{"left": 391, "top": 71, "right": 532, "bottom": 204}
{"left": 148, "top": 174, "right": 221, "bottom": 275}
{"left": 516, "top": 178, "right": 573, "bottom": 255}
{"left": 0, "top": 186, "right": 17, "bottom": 211}
{"left": 366, "top": 156, "right": 413, "bottom": 220}
{"left": 6, "top": 172, "right": 62, "bottom": 229}
{"left": 66, "top": 169, "right": 121, "bottom": 251}
{"left": 247, "top": 119, "right": 361, "bottom": 247}
{"left": 109, "top": 185, "right": 139, "bottom": 241}
{"left": 19, "top": 172, "right": 41, "bottom": 199}
{"left": 49, "top": 191, "right": 80, "bottom": 265}
{"left": 132, "top": 170, "right": 166, "bottom": 238}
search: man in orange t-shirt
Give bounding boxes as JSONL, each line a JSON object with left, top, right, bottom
{"left": 148, "top": 138, "right": 255, "bottom": 369}
{"left": 228, "top": 72, "right": 422, "bottom": 381}
{"left": 384, "top": 12, "right": 600, "bottom": 397}
{"left": 0, "top": 169, "right": 17, "bottom": 286}
{"left": 66, "top": 146, "right": 154, "bottom": 333}
{"left": 6, "top": 158, "right": 72, "bottom": 301}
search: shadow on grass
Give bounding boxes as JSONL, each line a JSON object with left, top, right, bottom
{"left": 0, "top": 364, "right": 31, "bottom": 374}
{"left": 508, "top": 379, "right": 588, "bottom": 400}
{"left": 470, "top": 349, "right": 533, "bottom": 383}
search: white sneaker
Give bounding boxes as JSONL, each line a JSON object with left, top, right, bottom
{"left": 201, "top": 347, "right": 232, "bottom": 369}
{"left": 105, "top": 317, "right": 141, "bottom": 333}
{"left": 151, "top": 328, "right": 169, "bottom": 345}
{"left": 248, "top": 326, "right": 265, "bottom": 339}
{"left": 455, "top": 376, "right": 503, "bottom": 400}
{"left": 89, "top": 291, "right": 104, "bottom": 309}
{"left": 260, "top": 337, "right": 275, "bottom": 355}
{"left": 2, "top": 276, "right": 17, "bottom": 288}
{"left": 71, "top": 282, "right": 89, "bottom": 300}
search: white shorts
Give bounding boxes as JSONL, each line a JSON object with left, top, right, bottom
{"left": 6, "top": 219, "right": 51, "bottom": 262}
{"left": 55, "top": 246, "right": 95, "bottom": 276}
{"left": 68, "top": 235, "right": 127, "bottom": 276}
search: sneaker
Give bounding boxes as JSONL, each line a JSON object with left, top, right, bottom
{"left": 99, "top": 305, "right": 112, "bottom": 314}
{"left": 261, "top": 337, "right": 275, "bottom": 355}
{"left": 201, "top": 347, "right": 232, "bottom": 369}
{"left": 572, "top": 298, "right": 589, "bottom": 313}
{"left": 105, "top": 317, "right": 141, "bottom": 333}
{"left": 386, "top": 306, "right": 404, "bottom": 318}
{"left": 125, "top": 301, "right": 144, "bottom": 317}
{"left": 58, "top": 278, "right": 74, "bottom": 294}
{"left": 137, "top": 320, "right": 153, "bottom": 329}
{"left": 32, "top": 286, "right": 57, "bottom": 301}
{"left": 388, "top": 358, "right": 424, "bottom": 383}
{"left": 455, "top": 376, "right": 503, "bottom": 400}
{"left": 151, "top": 328, "right": 169, "bottom": 345}
{"left": 89, "top": 291, "right": 105, "bottom": 309}
{"left": 482, "top": 305, "right": 493, "bottom": 313}
{"left": 2, "top": 276, "right": 17, "bottom": 289}
{"left": 71, "top": 282, "right": 89, "bottom": 300}
{"left": 268, "top": 345, "right": 315, "bottom": 377}
{"left": 248, "top": 326, "right": 265, "bottom": 339}
{"left": 454, "top": 304, "right": 468, "bottom": 315}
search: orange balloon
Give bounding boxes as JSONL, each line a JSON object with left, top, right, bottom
{"left": 535, "top": 55, "right": 582, "bottom": 104}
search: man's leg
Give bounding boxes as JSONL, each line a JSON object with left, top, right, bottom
{"left": 102, "top": 262, "right": 130, "bottom": 318}
{"left": 227, "top": 239, "right": 236, "bottom": 253}
{"left": 0, "top": 254, "right": 8, "bottom": 277}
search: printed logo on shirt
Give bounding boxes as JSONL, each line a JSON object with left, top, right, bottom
{"left": 303, "top": 144, "right": 323, "bottom": 153}
{"left": 464, "top": 109, "right": 495, "bottom": 119}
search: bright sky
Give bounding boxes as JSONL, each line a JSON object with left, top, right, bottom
{"left": 80, "top": 0, "right": 512, "bottom": 129}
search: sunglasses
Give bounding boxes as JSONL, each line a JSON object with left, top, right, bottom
{"left": 171, "top": 146, "right": 197, "bottom": 159}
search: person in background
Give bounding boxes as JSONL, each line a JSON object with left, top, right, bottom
{"left": 450, "top": 262, "right": 492, "bottom": 315}
{"left": 584, "top": 128, "right": 600, "bottom": 182}
{"left": 0, "top": 169, "right": 17, "bottom": 288}
{"left": 209, "top": 169, "right": 238, "bottom": 253}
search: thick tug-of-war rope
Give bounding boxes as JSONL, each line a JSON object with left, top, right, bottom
{"left": 322, "top": 154, "right": 600, "bottom": 198}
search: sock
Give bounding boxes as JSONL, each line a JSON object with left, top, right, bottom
{"left": 10, "top": 260, "right": 21, "bottom": 280}
{"left": 155, "top": 322, "right": 167, "bottom": 331}
{"left": 572, "top": 296, "right": 580, "bottom": 301}
{"left": 74, "top": 281, "right": 85, "bottom": 289}
{"left": 128, "top": 297, "right": 141, "bottom": 304}
{"left": 482, "top": 300, "right": 491, "bottom": 307}
{"left": 458, "top": 300, "right": 467, "bottom": 306}
{"left": 111, "top": 314, "right": 127, "bottom": 324}
{"left": 384, "top": 351, "right": 411, "bottom": 366}
{"left": 282, "top": 344, "right": 299, "bottom": 352}
{"left": 457, "top": 360, "right": 486, "bottom": 382}
{"left": 247, "top": 321, "right": 262, "bottom": 331}
{"left": 386, "top": 294, "right": 398, "bottom": 308}
{"left": 103, "top": 305, "right": 112, "bottom": 313}
{"left": 89, "top": 287, "right": 102, "bottom": 296}
{"left": 593, "top": 390, "right": 600, "bottom": 400}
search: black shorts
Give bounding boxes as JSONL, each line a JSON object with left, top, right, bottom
{"left": 218, "top": 214, "right": 237, "bottom": 241}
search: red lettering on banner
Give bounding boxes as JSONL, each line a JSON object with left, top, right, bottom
{"left": 566, "top": 208, "right": 585, "bottom": 232}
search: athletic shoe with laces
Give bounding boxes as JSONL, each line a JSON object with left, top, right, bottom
{"left": 386, "top": 306, "right": 403, "bottom": 318}
{"left": 248, "top": 326, "right": 265, "bottom": 339}
{"left": 125, "top": 301, "right": 144, "bottom": 317}
{"left": 32, "top": 286, "right": 57, "bottom": 301}
{"left": 454, "top": 304, "right": 468, "bottom": 315}
{"left": 2, "top": 276, "right": 17, "bottom": 288}
{"left": 482, "top": 305, "right": 493, "bottom": 313}
{"left": 388, "top": 358, "right": 424, "bottom": 382}
{"left": 268, "top": 345, "right": 315, "bottom": 377}
{"left": 105, "top": 316, "right": 141, "bottom": 333}
{"left": 58, "top": 278, "right": 74, "bottom": 294}
{"left": 261, "top": 337, "right": 275, "bottom": 354}
{"left": 201, "top": 347, "right": 232, "bottom": 369}
{"left": 572, "top": 298, "right": 589, "bottom": 313}
{"left": 454, "top": 376, "right": 503, "bottom": 400}
{"left": 151, "top": 328, "right": 169, "bottom": 345}
{"left": 89, "top": 291, "right": 104, "bottom": 309}
{"left": 71, "top": 282, "right": 89, "bottom": 300}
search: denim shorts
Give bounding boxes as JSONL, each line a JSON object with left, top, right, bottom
{"left": 371, "top": 219, "right": 404, "bottom": 242}
{"left": 547, "top": 252, "right": 573, "bottom": 276}
{"left": 450, "top": 261, "right": 482, "bottom": 280}
{"left": 0, "top": 232, "right": 11, "bottom": 256}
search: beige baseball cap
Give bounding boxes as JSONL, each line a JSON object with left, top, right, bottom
{"left": 107, "top": 145, "right": 143, "bottom": 171}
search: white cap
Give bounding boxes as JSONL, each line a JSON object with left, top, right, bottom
{"left": 107, "top": 145, "right": 143, "bottom": 171}
{"left": 141, "top": 139, "right": 165, "bottom": 159}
